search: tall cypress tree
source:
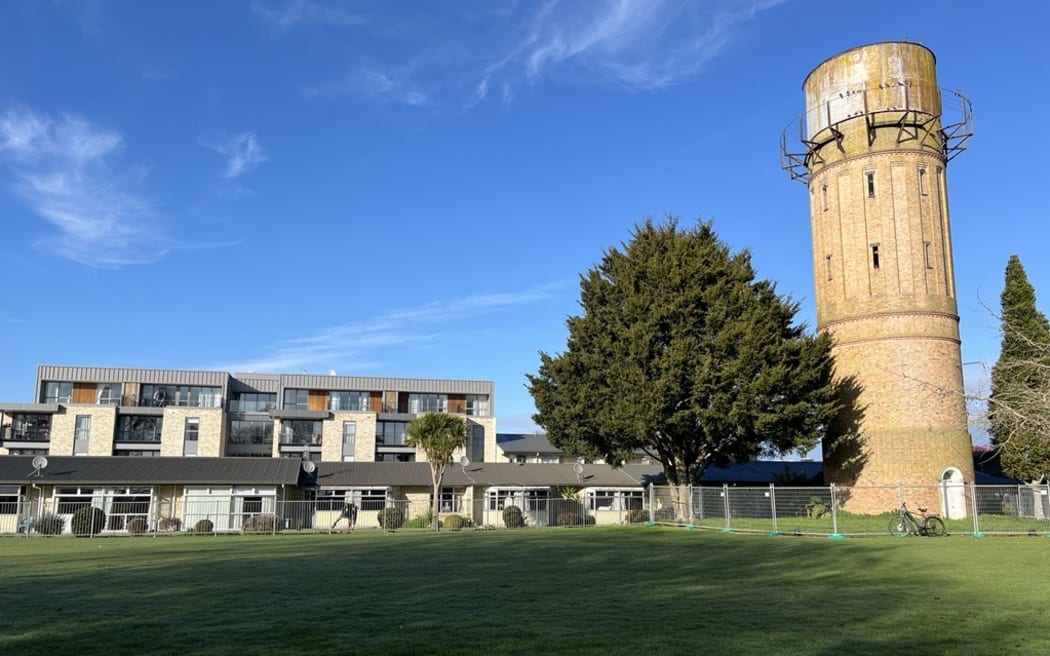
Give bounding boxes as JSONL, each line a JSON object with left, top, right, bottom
{"left": 527, "top": 218, "right": 838, "bottom": 516}
{"left": 989, "top": 255, "right": 1050, "bottom": 482}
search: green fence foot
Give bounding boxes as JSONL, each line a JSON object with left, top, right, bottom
{"left": 644, "top": 521, "right": 656, "bottom": 527}
{"left": 828, "top": 534, "right": 845, "bottom": 540}
{"left": 972, "top": 532, "right": 986, "bottom": 538}
{"left": 720, "top": 527, "right": 733, "bottom": 533}
{"left": 684, "top": 524, "right": 694, "bottom": 531}
{"left": 767, "top": 531, "right": 780, "bottom": 537}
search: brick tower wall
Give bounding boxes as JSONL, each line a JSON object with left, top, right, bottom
{"left": 800, "top": 42, "right": 974, "bottom": 511}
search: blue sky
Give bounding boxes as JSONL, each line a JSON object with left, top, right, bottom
{"left": 0, "top": 1, "right": 1046, "bottom": 438}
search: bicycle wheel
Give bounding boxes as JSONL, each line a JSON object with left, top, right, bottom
{"left": 924, "top": 517, "right": 946, "bottom": 537}
{"left": 888, "top": 516, "right": 910, "bottom": 537}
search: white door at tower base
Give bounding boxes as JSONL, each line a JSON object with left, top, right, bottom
{"left": 940, "top": 468, "right": 966, "bottom": 519}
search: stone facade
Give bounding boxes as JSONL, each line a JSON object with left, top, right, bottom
{"left": 50, "top": 405, "right": 117, "bottom": 456}
{"left": 800, "top": 42, "right": 974, "bottom": 510}
{"left": 160, "top": 408, "right": 225, "bottom": 457}
{"left": 321, "top": 412, "right": 377, "bottom": 462}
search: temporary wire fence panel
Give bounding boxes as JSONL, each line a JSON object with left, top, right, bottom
{"left": 4, "top": 483, "right": 1050, "bottom": 537}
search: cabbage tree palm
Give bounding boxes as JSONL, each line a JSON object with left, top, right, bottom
{"left": 406, "top": 412, "right": 469, "bottom": 530}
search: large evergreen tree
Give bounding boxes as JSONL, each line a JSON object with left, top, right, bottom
{"left": 989, "top": 255, "right": 1050, "bottom": 483}
{"left": 527, "top": 218, "right": 838, "bottom": 518}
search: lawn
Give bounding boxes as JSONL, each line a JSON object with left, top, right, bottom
{"left": 1, "top": 527, "right": 1047, "bottom": 655}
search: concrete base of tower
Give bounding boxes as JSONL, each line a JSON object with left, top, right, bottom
{"left": 823, "top": 427, "right": 974, "bottom": 515}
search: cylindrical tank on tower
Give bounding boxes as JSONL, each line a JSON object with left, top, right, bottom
{"left": 781, "top": 42, "right": 975, "bottom": 516}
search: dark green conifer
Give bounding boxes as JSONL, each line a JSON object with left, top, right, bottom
{"left": 528, "top": 218, "right": 838, "bottom": 514}
{"left": 989, "top": 255, "right": 1050, "bottom": 482}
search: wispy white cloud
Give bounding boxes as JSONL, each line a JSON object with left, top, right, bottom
{"left": 484, "top": 0, "right": 786, "bottom": 97}
{"left": 251, "top": 0, "right": 363, "bottom": 36}
{"left": 217, "top": 282, "right": 567, "bottom": 373}
{"left": 202, "top": 132, "right": 269, "bottom": 179}
{"left": 302, "top": 64, "right": 429, "bottom": 106}
{"left": 0, "top": 107, "right": 170, "bottom": 267}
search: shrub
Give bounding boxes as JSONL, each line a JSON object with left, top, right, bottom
{"left": 627, "top": 508, "right": 650, "bottom": 524}
{"left": 243, "top": 514, "right": 279, "bottom": 534}
{"left": 71, "top": 506, "right": 106, "bottom": 536}
{"left": 126, "top": 517, "right": 149, "bottom": 535}
{"left": 194, "top": 518, "right": 215, "bottom": 534}
{"left": 443, "top": 514, "right": 467, "bottom": 531}
{"left": 377, "top": 507, "right": 403, "bottom": 531}
{"left": 403, "top": 511, "right": 433, "bottom": 529}
{"left": 33, "top": 513, "right": 64, "bottom": 535}
{"left": 557, "top": 512, "right": 580, "bottom": 527}
{"left": 503, "top": 505, "right": 524, "bottom": 528}
{"left": 653, "top": 506, "right": 676, "bottom": 522}
{"left": 557, "top": 512, "right": 597, "bottom": 527}
{"left": 158, "top": 516, "right": 182, "bottom": 532}
{"left": 806, "top": 496, "right": 830, "bottom": 519}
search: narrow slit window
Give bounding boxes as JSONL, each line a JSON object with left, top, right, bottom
{"left": 865, "top": 171, "right": 876, "bottom": 197}
{"left": 918, "top": 166, "right": 927, "bottom": 196}
{"left": 825, "top": 254, "right": 833, "bottom": 280}
{"left": 821, "top": 182, "right": 829, "bottom": 211}
{"left": 924, "top": 241, "right": 933, "bottom": 269}
{"left": 871, "top": 244, "right": 880, "bottom": 270}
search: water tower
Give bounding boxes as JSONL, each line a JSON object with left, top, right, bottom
{"left": 781, "top": 42, "right": 975, "bottom": 513}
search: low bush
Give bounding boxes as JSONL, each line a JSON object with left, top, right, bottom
{"left": 503, "top": 505, "right": 524, "bottom": 528}
{"left": 403, "top": 511, "right": 433, "bottom": 529}
{"left": 33, "top": 513, "right": 64, "bottom": 535}
{"left": 556, "top": 512, "right": 597, "bottom": 527}
{"left": 71, "top": 506, "right": 106, "bottom": 536}
{"left": 557, "top": 512, "right": 581, "bottom": 527}
{"left": 243, "top": 514, "right": 279, "bottom": 534}
{"left": 627, "top": 508, "right": 650, "bottom": 524}
{"left": 126, "top": 517, "right": 149, "bottom": 535}
{"left": 194, "top": 519, "right": 215, "bottom": 534}
{"left": 377, "top": 507, "right": 403, "bottom": 531}
{"left": 653, "top": 507, "right": 677, "bottom": 522}
{"left": 158, "top": 516, "right": 182, "bottom": 532}
{"left": 443, "top": 514, "right": 467, "bottom": 531}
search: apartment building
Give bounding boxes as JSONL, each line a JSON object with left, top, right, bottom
{"left": 0, "top": 365, "right": 496, "bottom": 463}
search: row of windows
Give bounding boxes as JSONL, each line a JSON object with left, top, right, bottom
{"left": 823, "top": 240, "right": 937, "bottom": 280}
{"left": 39, "top": 383, "right": 491, "bottom": 417}
{"left": 819, "top": 165, "right": 936, "bottom": 211}
{"left": 5, "top": 414, "right": 475, "bottom": 460}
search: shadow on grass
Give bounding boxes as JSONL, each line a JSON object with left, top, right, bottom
{"left": 0, "top": 529, "right": 1047, "bottom": 655}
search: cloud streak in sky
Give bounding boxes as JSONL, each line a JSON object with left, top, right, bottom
{"left": 202, "top": 132, "right": 269, "bottom": 179}
{"left": 251, "top": 0, "right": 363, "bottom": 36}
{"left": 218, "top": 282, "right": 566, "bottom": 373}
{"left": 474, "top": 0, "right": 787, "bottom": 101}
{"left": 0, "top": 107, "right": 170, "bottom": 267}
{"left": 252, "top": 1, "right": 782, "bottom": 109}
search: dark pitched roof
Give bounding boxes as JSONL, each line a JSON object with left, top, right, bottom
{"left": 0, "top": 456, "right": 303, "bottom": 486}
{"left": 315, "top": 462, "right": 644, "bottom": 488}
{"left": 497, "top": 435, "right": 563, "bottom": 455}
{"left": 622, "top": 460, "right": 823, "bottom": 486}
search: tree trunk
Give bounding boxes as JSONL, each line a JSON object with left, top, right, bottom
{"left": 668, "top": 465, "right": 694, "bottom": 522}
{"left": 431, "top": 465, "right": 444, "bottom": 531}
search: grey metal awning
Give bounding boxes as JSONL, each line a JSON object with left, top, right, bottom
{"left": 0, "top": 403, "right": 60, "bottom": 414}
{"left": 269, "top": 409, "right": 331, "bottom": 420}
{"left": 117, "top": 406, "right": 165, "bottom": 416}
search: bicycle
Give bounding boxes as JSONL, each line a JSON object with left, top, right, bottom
{"left": 888, "top": 501, "right": 946, "bottom": 537}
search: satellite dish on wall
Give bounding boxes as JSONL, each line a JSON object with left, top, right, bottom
{"left": 30, "top": 456, "right": 48, "bottom": 478}
{"left": 573, "top": 463, "right": 583, "bottom": 475}
{"left": 459, "top": 456, "right": 470, "bottom": 467}
{"left": 302, "top": 460, "right": 317, "bottom": 474}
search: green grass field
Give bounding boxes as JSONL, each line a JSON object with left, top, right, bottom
{"left": 1, "top": 527, "right": 1047, "bottom": 655}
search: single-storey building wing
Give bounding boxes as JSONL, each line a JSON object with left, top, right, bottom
{"left": 0, "top": 456, "right": 659, "bottom": 534}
